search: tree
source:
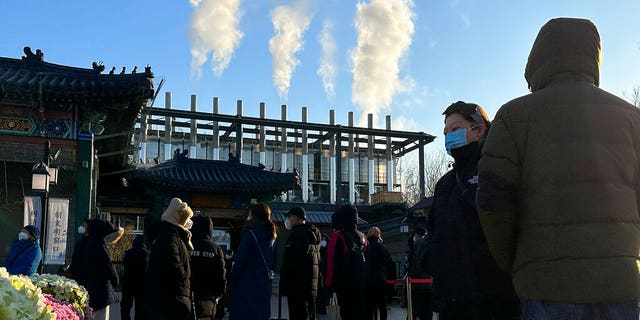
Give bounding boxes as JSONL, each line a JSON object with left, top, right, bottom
{"left": 629, "top": 86, "right": 640, "bottom": 107}
{"left": 398, "top": 149, "right": 449, "bottom": 206}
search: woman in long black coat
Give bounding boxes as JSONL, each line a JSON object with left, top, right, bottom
{"left": 83, "top": 219, "right": 124, "bottom": 320}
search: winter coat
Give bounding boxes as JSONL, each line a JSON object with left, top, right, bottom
{"left": 69, "top": 237, "right": 89, "bottom": 286}
{"left": 365, "top": 236, "right": 393, "bottom": 288}
{"left": 3, "top": 238, "right": 41, "bottom": 276}
{"left": 122, "top": 236, "right": 147, "bottom": 297}
{"left": 229, "top": 222, "right": 274, "bottom": 320}
{"left": 83, "top": 219, "right": 120, "bottom": 310}
{"left": 477, "top": 17, "right": 640, "bottom": 303}
{"left": 190, "top": 219, "right": 226, "bottom": 302}
{"left": 280, "top": 223, "right": 321, "bottom": 298}
{"left": 145, "top": 221, "right": 192, "bottom": 320}
{"left": 427, "top": 142, "right": 516, "bottom": 311}
{"left": 325, "top": 228, "right": 367, "bottom": 290}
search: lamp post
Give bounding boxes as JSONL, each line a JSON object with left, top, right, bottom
{"left": 31, "top": 140, "right": 58, "bottom": 273}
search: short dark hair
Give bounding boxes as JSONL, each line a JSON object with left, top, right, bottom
{"left": 443, "top": 101, "right": 491, "bottom": 129}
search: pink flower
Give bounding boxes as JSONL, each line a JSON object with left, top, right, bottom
{"left": 43, "top": 293, "right": 80, "bottom": 320}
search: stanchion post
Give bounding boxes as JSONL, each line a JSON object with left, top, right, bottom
{"left": 406, "top": 276, "right": 413, "bottom": 320}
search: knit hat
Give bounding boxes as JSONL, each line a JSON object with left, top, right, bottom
{"left": 286, "top": 206, "right": 306, "bottom": 220}
{"left": 161, "top": 198, "right": 194, "bottom": 229}
{"left": 23, "top": 225, "right": 40, "bottom": 239}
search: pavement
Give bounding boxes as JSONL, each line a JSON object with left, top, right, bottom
{"left": 110, "top": 291, "right": 411, "bottom": 320}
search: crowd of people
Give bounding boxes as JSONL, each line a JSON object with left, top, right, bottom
{"left": 4, "top": 16, "right": 640, "bottom": 320}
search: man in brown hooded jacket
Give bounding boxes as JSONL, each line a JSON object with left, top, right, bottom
{"left": 477, "top": 17, "right": 640, "bottom": 318}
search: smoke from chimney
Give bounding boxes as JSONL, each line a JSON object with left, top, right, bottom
{"left": 269, "top": 0, "right": 314, "bottom": 100}
{"left": 317, "top": 19, "right": 337, "bottom": 101}
{"left": 351, "top": 0, "right": 415, "bottom": 126}
{"left": 189, "top": 0, "right": 244, "bottom": 79}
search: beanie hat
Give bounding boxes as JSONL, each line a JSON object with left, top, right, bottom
{"left": 23, "top": 225, "right": 40, "bottom": 239}
{"left": 161, "top": 198, "right": 194, "bottom": 228}
{"left": 286, "top": 206, "right": 306, "bottom": 220}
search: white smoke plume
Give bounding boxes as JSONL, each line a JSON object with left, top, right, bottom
{"left": 269, "top": 0, "right": 314, "bottom": 99}
{"left": 351, "top": 0, "right": 415, "bottom": 125}
{"left": 189, "top": 0, "right": 243, "bottom": 79}
{"left": 317, "top": 19, "right": 337, "bottom": 100}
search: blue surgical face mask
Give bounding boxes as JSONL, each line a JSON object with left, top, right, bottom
{"left": 444, "top": 125, "right": 478, "bottom": 155}
{"left": 18, "top": 232, "right": 28, "bottom": 241}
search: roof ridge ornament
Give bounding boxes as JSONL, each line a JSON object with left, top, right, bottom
{"left": 22, "top": 46, "right": 44, "bottom": 63}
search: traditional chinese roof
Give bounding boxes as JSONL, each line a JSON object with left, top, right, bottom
{"left": 127, "top": 154, "right": 300, "bottom": 195}
{"left": 0, "top": 47, "right": 154, "bottom": 171}
{"left": 0, "top": 47, "right": 154, "bottom": 112}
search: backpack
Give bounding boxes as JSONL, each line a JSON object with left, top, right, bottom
{"left": 333, "top": 229, "right": 366, "bottom": 289}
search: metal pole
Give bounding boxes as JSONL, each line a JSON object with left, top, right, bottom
{"left": 406, "top": 277, "right": 413, "bottom": 320}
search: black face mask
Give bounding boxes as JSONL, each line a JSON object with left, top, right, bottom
{"left": 451, "top": 141, "right": 480, "bottom": 162}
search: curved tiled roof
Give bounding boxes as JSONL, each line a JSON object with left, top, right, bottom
{"left": 127, "top": 156, "right": 300, "bottom": 195}
{"left": 0, "top": 47, "right": 154, "bottom": 112}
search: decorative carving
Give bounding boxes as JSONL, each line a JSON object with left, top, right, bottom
{"left": 109, "top": 67, "right": 115, "bottom": 75}
{"left": 0, "top": 118, "right": 31, "bottom": 133}
{"left": 145, "top": 65, "right": 152, "bottom": 74}
{"left": 21, "top": 46, "right": 44, "bottom": 63}
{"left": 92, "top": 61, "right": 105, "bottom": 73}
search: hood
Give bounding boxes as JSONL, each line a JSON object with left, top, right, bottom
{"left": 525, "top": 17, "right": 601, "bottom": 91}
{"left": 86, "top": 219, "right": 116, "bottom": 239}
{"left": 191, "top": 214, "right": 213, "bottom": 240}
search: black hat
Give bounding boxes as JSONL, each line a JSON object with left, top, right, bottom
{"left": 286, "top": 207, "right": 306, "bottom": 220}
{"left": 23, "top": 225, "right": 40, "bottom": 239}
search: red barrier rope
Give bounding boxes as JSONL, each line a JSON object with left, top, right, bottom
{"left": 386, "top": 278, "right": 432, "bottom": 284}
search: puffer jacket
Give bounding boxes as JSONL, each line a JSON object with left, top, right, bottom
{"left": 477, "top": 17, "right": 640, "bottom": 303}
{"left": 280, "top": 223, "right": 321, "bottom": 298}
{"left": 145, "top": 221, "right": 192, "bottom": 319}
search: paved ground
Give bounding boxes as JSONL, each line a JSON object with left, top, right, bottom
{"left": 110, "top": 291, "right": 411, "bottom": 320}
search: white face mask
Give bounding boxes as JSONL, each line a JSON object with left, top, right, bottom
{"left": 18, "top": 232, "right": 28, "bottom": 241}
{"left": 247, "top": 215, "right": 252, "bottom": 222}
{"left": 78, "top": 226, "right": 86, "bottom": 234}
{"left": 320, "top": 240, "right": 327, "bottom": 247}
{"left": 185, "top": 219, "right": 193, "bottom": 230}
{"left": 284, "top": 218, "right": 292, "bottom": 230}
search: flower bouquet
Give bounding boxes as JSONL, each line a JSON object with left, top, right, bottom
{"left": 30, "top": 273, "right": 92, "bottom": 320}
{"left": 0, "top": 267, "right": 55, "bottom": 320}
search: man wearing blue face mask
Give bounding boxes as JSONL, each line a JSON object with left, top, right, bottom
{"left": 426, "top": 101, "right": 520, "bottom": 319}
{"left": 3, "top": 225, "right": 42, "bottom": 276}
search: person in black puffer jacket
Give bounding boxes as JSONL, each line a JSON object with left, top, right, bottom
{"left": 121, "top": 235, "right": 148, "bottom": 320}
{"left": 83, "top": 219, "right": 124, "bottom": 320}
{"left": 190, "top": 214, "right": 226, "bottom": 320}
{"left": 280, "top": 206, "right": 321, "bottom": 320}
{"left": 364, "top": 227, "right": 393, "bottom": 320}
{"left": 145, "top": 198, "right": 194, "bottom": 320}
{"left": 325, "top": 204, "right": 367, "bottom": 320}
{"left": 426, "top": 101, "right": 519, "bottom": 319}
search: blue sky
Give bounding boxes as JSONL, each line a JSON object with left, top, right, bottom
{"left": 1, "top": 0, "right": 639, "bottom": 154}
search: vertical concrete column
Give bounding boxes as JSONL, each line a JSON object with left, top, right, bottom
{"left": 302, "top": 107, "right": 309, "bottom": 202}
{"left": 368, "top": 113, "right": 375, "bottom": 204}
{"left": 259, "top": 102, "right": 267, "bottom": 166}
{"left": 139, "top": 112, "right": 147, "bottom": 163}
{"left": 386, "top": 115, "right": 393, "bottom": 191}
{"left": 329, "top": 109, "right": 336, "bottom": 204}
{"left": 190, "top": 95, "right": 198, "bottom": 159}
{"left": 419, "top": 140, "right": 426, "bottom": 199}
{"left": 281, "top": 105, "right": 288, "bottom": 201}
{"left": 348, "top": 112, "right": 355, "bottom": 204}
{"left": 164, "top": 92, "right": 173, "bottom": 161}
{"left": 236, "top": 100, "right": 243, "bottom": 163}
{"left": 212, "top": 97, "right": 220, "bottom": 160}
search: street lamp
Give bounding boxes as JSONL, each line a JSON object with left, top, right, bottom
{"left": 32, "top": 140, "right": 57, "bottom": 273}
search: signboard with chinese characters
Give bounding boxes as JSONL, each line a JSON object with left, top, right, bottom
{"left": 45, "top": 198, "right": 69, "bottom": 265}
{"left": 23, "top": 196, "right": 42, "bottom": 228}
